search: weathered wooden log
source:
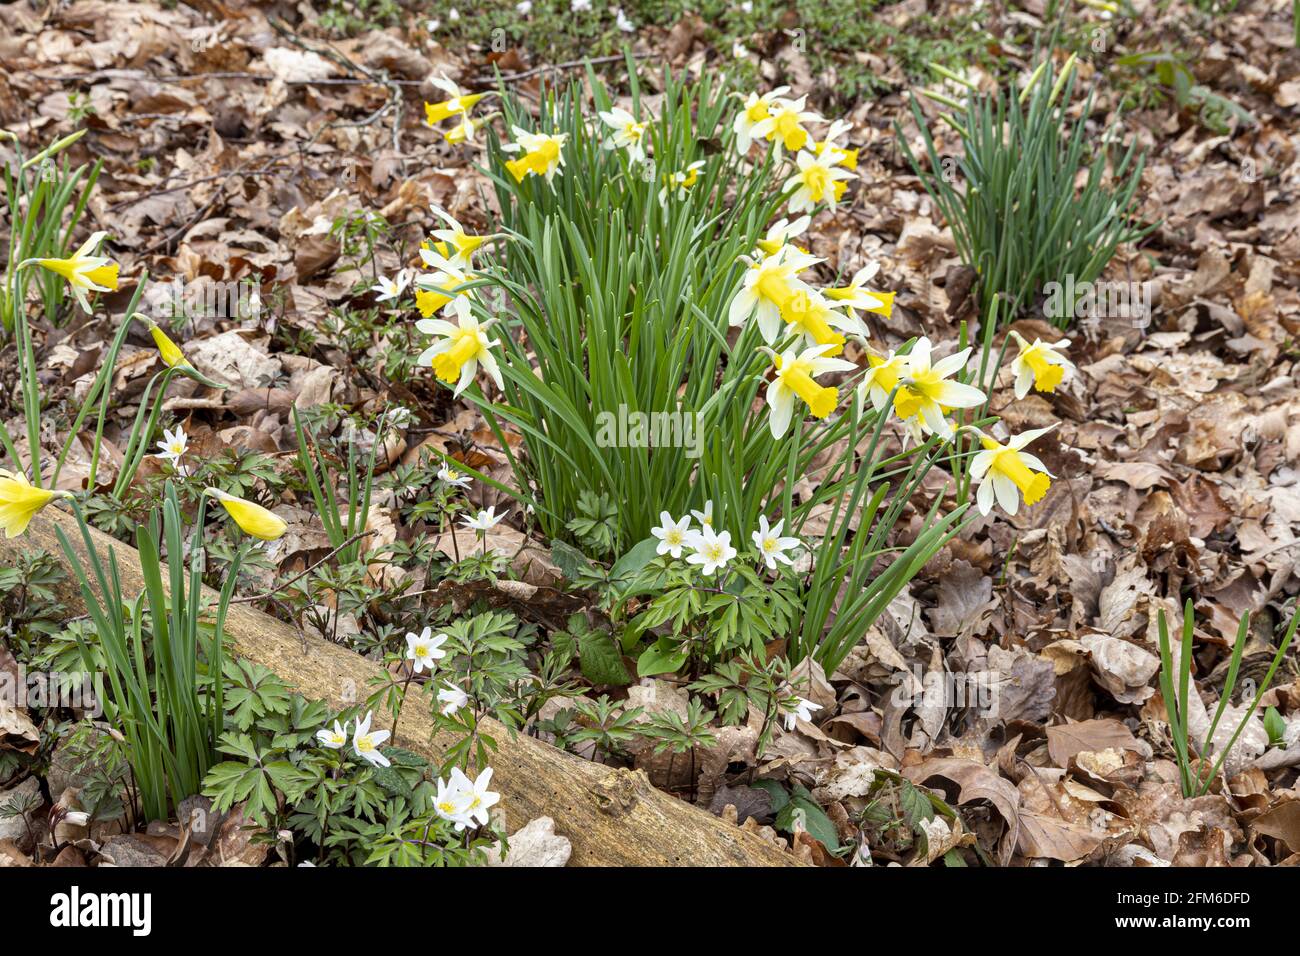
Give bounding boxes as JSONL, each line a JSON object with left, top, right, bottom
{"left": 2, "top": 508, "right": 800, "bottom": 867}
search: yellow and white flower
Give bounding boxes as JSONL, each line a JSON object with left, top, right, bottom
{"left": 968, "top": 425, "right": 1056, "bottom": 516}
{"left": 426, "top": 208, "right": 491, "bottom": 268}
{"left": 434, "top": 773, "right": 474, "bottom": 828}
{"left": 424, "top": 74, "right": 488, "bottom": 133}
{"left": 752, "top": 94, "right": 822, "bottom": 156}
{"left": 598, "top": 106, "right": 649, "bottom": 163}
{"left": 752, "top": 515, "right": 799, "bottom": 570}
{"left": 785, "top": 150, "right": 854, "bottom": 215}
{"left": 316, "top": 720, "right": 348, "bottom": 749}
{"left": 406, "top": 626, "right": 449, "bottom": 674}
{"left": 438, "top": 463, "right": 472, "bottom": 488}
{"left": 651, "top": 511, "right": 693, "bottom": 559}
{"left": 780, "top": 288, "right": 865, "bottom": 356}
{"left": 856, "top": 347, "right": 909, "bottom": 414}
{"left": 414, "top": 251, "right": 476, "bottom": 319}
{"left": 28, "top": 232, "right": 119, "bottom": 313}
{"left": 205, "top": 487, "right": 287, "bottom": 541}
{"left": 732, "top": 86, "right": 789, "bottom": 152}
{"left": 0, "top": 469, "right": 71, "bottom": 538}
{"left": 728, "top": 246, "right": 820, "bottom": 344}
{"left": 502, "top": 127, "right": 568, "bottom": 184}
{"left": 449, "top": 766, "right": 500, "bottom": 828}
{"left": 764, "top": 343, "right": 855, "bottom": 438}
{"left": 153, "top": 426, "right": 188, "bottom": 467}
{"left": 370, "top": 270, "right": 410, "bottom": 303}
{"left": 891, "top": 337, "right": 985, "bottom": 439}
{"left": 686, "top": 525, "right": 737, "bottom": 576}
{"left": 658, "top": 160, "right": 706, "bottom": 204}
{"left": 824, "top": 263, "right": 893, "bottom": 318}
{"left": 1008, "top": 330, "right": 1075, "bottom": 399}
{"left": 812, "top": 119, "right": 859, "bottom": 170}
{"left": 351, "top": 710, "right": 391, "bottom": 768}
{"left": 416, "top": 309, "right": 503, "bottom": 396}
{"left": 691, "top": 499, "right": 715, "bottom": 531}
{"left": 782, "top": 696, "right": 821, "bottom": 731}
{"left": 755, "top": 215, "right": 811, "bottom": 257}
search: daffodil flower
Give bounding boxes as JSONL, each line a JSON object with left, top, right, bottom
{"left": 351, "top": 711, "right": 392, "bottom": 768}
{"left": 406, "top": 626, "right": 449, "bottom": 673}
{"left": 502, "top": 127, "right": 568, "bottom": 184}
{"left": 0, "top": 469, "right": 72, "bottom": 538}
{"left": 968, "top": 425, "right": 1057, "bottom": 516}
{"left": 732, "top": 86, "right": 789, "bottom": 152}
{"left": 444, "top": 112, "right": 480, "bottom": 145}
{"left": 686, "top": 525, "right": 737, "bottom": 576}
{"left": 438, "top": 683, "right": 470, "bottom": 716}
{"left": 657, "top": 160, "right": 706, "bottom": 204}
{"left": 438, "top": 463, "right": 472, "bottom": 488}
{"left": 782, "top": 696, "right": 822, "bottom": 731}
{"left": 755, "top": 215, "right": 811, "bottom": 257}
{"left": 651, "top": 511, "right": 693, "bottom": 559}
{"left": 426, "top": 208, "right": 491, "bottom": 268}
{"left": 414, "top": 251, "right": 476, "bottom": 319}
{"left": 784, "top": 149, "right": 854, "bottom": 215}
{"left": 598, "top": 106, "right": 649, "bottom": 163}
{"left": 727, "top": 246, "right": 820, "bottom": 344}
{"left": 812, "top": 119, "right": 859, "bottom": 169}
{"left": 153, "top": 426, "right": 188, "bottom": 467}
{"left": 764, "top": 344, "right": 854, "bottom": 439}
{"left": 142, "top": 316, "right": 191, "bottom": 368}
{"left": 824, "top": 263, "right": 893, "bottom": 318}
{"left": 25, "top": 231, "right": 119, "bottom": 313}
{"left": 370, "top": 270, "right": 410, "bottom": 302}
{"left": 780, "top": 289, "right": 865, "bottom": 356}
{"left": 752, "top": 94, "right": 821, "bottom": 156}
{"left": 424, "top": 74, "right": 488, "bottom": 126}
{"left": 752, "top": 515, "right": 799, "bottom": 570}
{"left": 891, "top": 337, "right": 985, "bottom": 439}
{"left": 316, "top": 720, "right": 348, "bottom": 749}
{"left": 853, "top": 349, "right": 905, "bottom": 416}
{"left": 416, "top": 309, "right": 503, "bottom": 396}
{"left": 205, "top": 487, "right": 287, "bottom": 541}
{"left": 1008, "top": 330, "right": 1075, "bottom": 399}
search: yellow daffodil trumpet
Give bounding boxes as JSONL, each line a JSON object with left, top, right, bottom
{"left": 205, "top": 487, "right": 287, "bottom": 541}
{"left": 0, "top": 469, "right": 72, "bottom": 538}
{"left": 22, "top": 231, "right": 119, "bottom": 313}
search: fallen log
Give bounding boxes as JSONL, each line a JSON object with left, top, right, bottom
{"left": 3, "top": 508, "right": 800, "bottom": 867}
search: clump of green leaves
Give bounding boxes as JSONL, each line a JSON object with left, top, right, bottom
{"left": 902, "top": 56, "right": 1151, "bottom": 327}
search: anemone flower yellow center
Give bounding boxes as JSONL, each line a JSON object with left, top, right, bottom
{"left": 207, "top": 488, "right": 287, "bottom": 541}
{"left": 981, "top": 438, "right": 1052, "bottom": 504}
{"left": 0, "top": 470, "right": 72, "bottom": 539}
{"left": 775, "top": 355, "right": 837, "bottom": 418}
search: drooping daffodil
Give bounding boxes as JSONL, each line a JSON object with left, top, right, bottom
{"left": 967, "top": 425, "right": 1057, "bottom": 516}
{"left": 1008, "top": 330, "right": 1075, "bottom": 399}
{"left": 205, "top": 487, "right": 287, "bottom": 541}
{"left": 502, "top": 127, "right": 568, "bottom": 184}
{"left": 763, "top": 344, "right": 854, "bottom": 439}
{"left": 598, "top": 106, "right": 649, "bottom": 164}
{"left": 416, "top": 310, "right": 503, "bottom": 396}
{"left": 0, "top": 469, "right": 71, "bottom": 538}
